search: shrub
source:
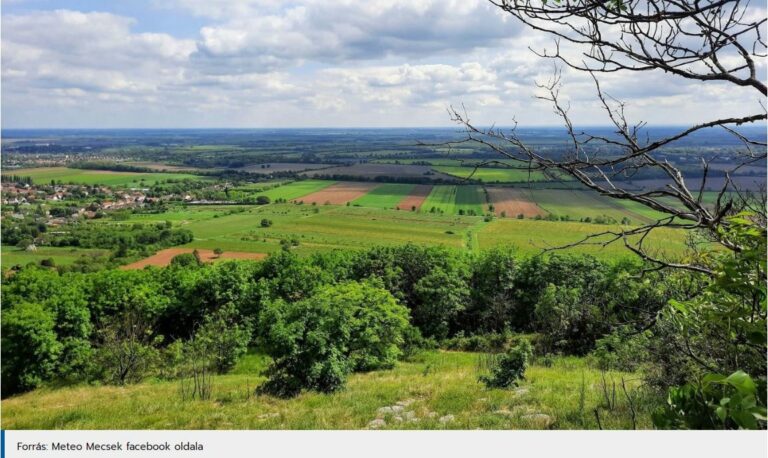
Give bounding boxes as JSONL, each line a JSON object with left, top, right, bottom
{"left": 260, "top": 218, "right": 273, "bottom": 228}
{"left": 170, "top": 253, "right": 200, "bottom": 267}
{"left": 593, "top": 327, "right": 650, "bottom": 372}
{"left": 256, "top": 195, "right": 271, "bottom": 205}
{"left": 1, "top": 302, "right": 62, "bottom": 397}
{"left": 94, "top": 307, "right": 162, "bottom": 385}
{"left": 258, "top": 280, "right": 411, "bottom": 397}
{"left": 479, "top": 339, "right": 533, "bottom": 389}
{"left": 192, "top": 304, "right": 253, "bottom": 374}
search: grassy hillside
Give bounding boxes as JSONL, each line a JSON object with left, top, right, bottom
{"left": 1, "top": 350, "right": 654, "bottom": 430}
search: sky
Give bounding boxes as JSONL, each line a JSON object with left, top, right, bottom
{"left": 1, "top": 0, "right": 764, "bottom": 128}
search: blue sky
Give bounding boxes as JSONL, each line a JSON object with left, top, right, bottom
{"left": 1, "top": 0, "right": 763, "bottom": 128}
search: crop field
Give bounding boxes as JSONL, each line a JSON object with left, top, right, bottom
{"left": 238, "top": 163, "right": 337, "bottom": 174}
{"left": 422, "top": 186, "right": 459, "bottom": 214}
{"left": 487, "top": 188, "right": 546, "bottom": 218}
{"left": 1, "top": 350, "right": 653, "bottom": 430}
{"left": 351, "top": 183, "right": 416, "bottom": 209}
{"left": 254, "top": 180, "right": 336, "bottom": 201}
{"left": 528, "top": 190, "right": 664, "bottom": 224}
{"left": 3, "top": 167, "right": 204, "bottom": 186}
{"left": 477, "top": 218, "right": 690, "bottom": 258}
{"left": 422, "top": 186, "right": 486, "bottom": 215}
{"left": 303, "top": 163, "right": 457, "bottom": 181}
{"left": 1, "top": 246, "right": 109, "bottom": 267}
{"left": 397, "top": 184, "right": 433, "bottom": 211}
{"left": 297, "top": 182, "right": 379, "bottom": 205}
{"left": 434, "top": 166, "right": 549, "bottom": 183}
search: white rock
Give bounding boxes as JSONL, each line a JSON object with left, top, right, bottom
{"left": 439, "top": 415, "right": 455, "bottom": 424}
{"left": 368, "top": 419, "right": 387, "bottom": 429}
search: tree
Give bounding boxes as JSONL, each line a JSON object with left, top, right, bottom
{"left": 446, "top": 0, "right": 766, "bottom": 428}
{"left": 258, "top": 280, "right": 411, "bottom": 397}
{"left": 443, "top": 0, "right": 766, "bottom": 272}
{"left": 1, "top": 302, "right": 62, "bottom": 396}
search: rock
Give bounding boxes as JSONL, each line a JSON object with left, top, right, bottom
{"left": 493, "top": 409, "right": 513, "bottom": 417}
{"left": 376, "top": 406, "right": 394, "bottom": 416}
{"left": 396, "top": 399, "right": 415, "bottom": 407}
{"left": 439, "top": 414, "right": 455, "bottom": 424}
{"left": 403, "top": 411, "right": 417, "bottom": 421}
{"left": 391, "top": 405, "right": 404, "bottom": 414}
{"left": 368, "top": 419, "right": 387, "bottom": 429}
{"left": 425, "top": 411, "right": 438, "bottom": 418}
{"left": 521, "top": 413, "right": 554, "bottom": 428}
{"left": 513, "top": 388, "right": 529, "bottom": 396}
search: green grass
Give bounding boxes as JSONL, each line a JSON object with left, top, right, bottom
{"left": 527, "top": 189, "right": 665, "bottom": 224}
{"left": 255, "top": 180, "right": 336, "bottom": 201}
{"left": 4, "top": 167, "right": 205, "bottom": 187}
{"left": 1, "top": 246, "right": 109, "bottom": 268}
{"left": 422, "top": 186, "right": 459, "bottom": 214}
{"left": 455, "top": 186, "right": 487, "bottom": 215}
{"left": 182, "top": 204, "right": 475, "bottom": 254}
{"left": 352, "top": 184, "right": 415, "bottom": 209}
{"left": 434, "top": 166, "right": 549, "bottom": 183}
{"left": 1, "top": 350, "right": 656, "bottom": 430}
{"left": 477, "top": 218, "right": 691, "bottom": 259}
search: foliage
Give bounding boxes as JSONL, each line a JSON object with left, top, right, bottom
{"left": 1, "top": 302, "right": 62, "bottom": 396}
{"left": 191, "top": 304, "right": 253, "bottom": 374}
{"left": 258, "top": 280, "right": 411, "bottom": 397}
{"left": 479, "top": 339, "right": 533, "bottom": 389}
{"left": 653, "top": 371, "right": 767, "bottom": 430}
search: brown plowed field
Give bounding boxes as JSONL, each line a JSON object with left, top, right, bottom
{"left": 397, "top": 185, "right": 433, "bottom": 210}
{"left": 121, "top": 248, "right": 267, "bottom": 270}
{"left": 296, "top": 182, "right": 379, "bottom": 205}
{"left": 487, "top": 188, "right": 547, "bottom": 218}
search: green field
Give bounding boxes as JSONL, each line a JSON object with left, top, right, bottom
{"left": 455, "top": 185, "right": 487, "bottom": 214}
{"left": 4, "top": 167, "right": 205, "bottom": 187}
{"left": 527, "top": 190, "right": 667, "bottom": 224}
{"left": 352, "top": 183, "right": 415, "bottom": 209}
{"left": 477, "top": 218, "right": 691, "bottom": 258}
{"left": 1, "top": 246, "right": 109, "bottom": 267}
{"left": 435, "top": 166, "right": 549, "bottom": 183}
{"left": 422, "top": 186, "right": 459, "bottom": 214}
{"left": 1, "top": 350, "right": 652, "bottom": 430}
{"left": 254, "top": 180, "right": 336, "bottom": 201}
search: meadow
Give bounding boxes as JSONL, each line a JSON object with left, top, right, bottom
{"left": 434, "top": 166, "right": 549, "bottom": 183}
{"left": 1, "top": 350, "right": 653, "bottom": 430}
{"left": 351, "top": 183, "right": 416, "bottom": 209}
{"left": 477, "top": 218, "right": 691, "bottom": 258}
{"left": 1, "top": 246, "right": 108, "bottom": 267}
{"left": 4, "top": 167, "right": 204, "bottom": 186}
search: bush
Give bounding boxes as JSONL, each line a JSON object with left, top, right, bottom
{"left": 258, "top": 280, "right": 411, "bottom": 397}
{"left": 1, "top": 302, "right": 62, "bottom": 397}
{"left": 592, "top": 327, "right": 651, "bottom": 372}
{"left": 256, "top": 195, "right": 271, "bottom": 205}
{"left": 170, "top": 253, "right": 200, "bottom": 267}
{"left": 479, "top": 339, "right": 533, "bottom": 389}
{"left": 192, "top": 304, "right": 253, "bottom": 374}
{"left": 260, "top": 219, "right": 273, "bottom": 228}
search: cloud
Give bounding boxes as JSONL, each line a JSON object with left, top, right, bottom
{"left": 1, "top": 3, "right": 763, "bottom": 128}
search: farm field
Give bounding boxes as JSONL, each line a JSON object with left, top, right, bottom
{"left": 3, "top": 167, "right": 204, "bottom": 186}
{"left": 298, "top": 182, "right": 379, "bottom": 205}
{"left": 1, "top": 350, "right": 652, "bottom": 430}
{"left": 477, "top": 218, "right": 691, "bottom": 258}
{"left": 397, "top": 184, "right": 433, "bottom": 211}
{"left": 172, "top": 204, "right": 476, "bottom": 254}
{"left": 528, "top": 189, "right": 663, "bottom": 224}
{"left": 487, "top": 188, "right": 546, "bottom": 218}
{"left": 422, "top": 185, "right": 486, "bottom": 215}
{"left": 1, "top": 246, "right": 109, "bottom": 267}
{"left": 238, "top": 163, "right": 337, "bottom": 174}
{"left": 351, "top": 183, "right": 416, "bottom": 209}
{"left": 120, "top": 248, "right": 267, "bottom": 269}
{"left": 254, "top": 180, "right": 336, "bottom": 201}
{"left": 434, "top": 166, "right": 549, "bottom": 183}
{"left": 303, "top": 163, "right": 457, "bottom": 181}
